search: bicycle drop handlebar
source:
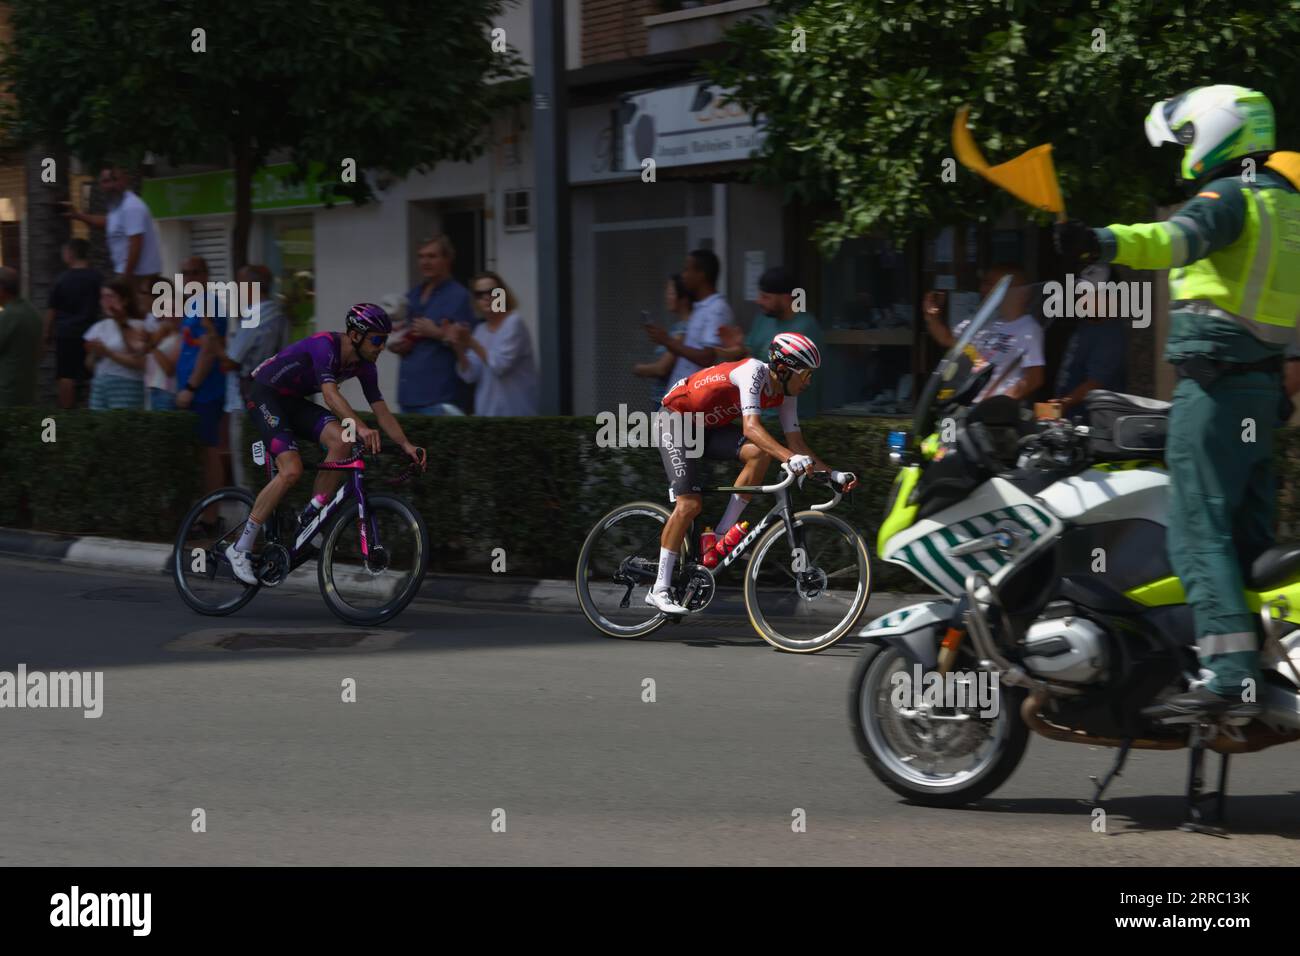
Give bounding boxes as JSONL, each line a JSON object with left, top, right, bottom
{"left": 742, "top": 462, "right": 847, "bottom": 511}
{"left": 320, "top": 442, "right": 427, "bottom": 486}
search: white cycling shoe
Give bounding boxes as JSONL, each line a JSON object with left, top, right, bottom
{"left": 645, "top": 588, "right": 688, "bottom": 615}
{"left": 224, "top": 544, "right": 259, "bottom": 586}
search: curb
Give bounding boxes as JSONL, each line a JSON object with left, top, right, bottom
{"left": 0, "top": 526, "right": 939, "bottom": 619}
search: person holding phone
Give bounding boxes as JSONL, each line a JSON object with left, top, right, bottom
{"left": 632, "top": 275, "right": 692, "bottom": 410}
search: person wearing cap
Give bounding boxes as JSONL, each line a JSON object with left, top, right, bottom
{"left": 744, "top": 267, "right": 824, "bottom": 420}
{"left": 1054, "top": 85, "right": 1300, "bottom": 719}
{"left": 1050, "top": 262, "right": 1128, "bottom": 420}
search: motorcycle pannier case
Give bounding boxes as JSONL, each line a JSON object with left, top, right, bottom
{"left": 1085, "top": 390, "right": 1169, "bottom": 461}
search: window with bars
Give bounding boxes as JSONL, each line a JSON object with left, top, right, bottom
{"left": 503, "top": 189, "right": 531, "bottom": 231}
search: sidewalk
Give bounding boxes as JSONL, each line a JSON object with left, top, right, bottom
{"left": 0, "top": 526, "right": 938, "bottom": 619}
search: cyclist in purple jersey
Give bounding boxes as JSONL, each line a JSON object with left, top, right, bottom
{"left": 251, "top": 331, "right": 384, "bottom": 403}
{"left": 227, "top": 303, "right": 426, "bottom": 584}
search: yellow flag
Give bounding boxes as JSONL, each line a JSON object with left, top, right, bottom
{"left": 952, "top": 106, "right": 1065, "bottom": 220}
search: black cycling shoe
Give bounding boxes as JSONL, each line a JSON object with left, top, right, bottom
{"left": 1141, "top": 685, "right": 1262, "bottom": 722}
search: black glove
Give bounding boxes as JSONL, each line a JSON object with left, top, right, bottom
{"left": 1053, "top": 219, "right": 1101, "bottom": 264}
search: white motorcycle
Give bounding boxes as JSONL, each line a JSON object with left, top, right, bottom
{"left": 849, "top": 276, "right": 1300, "bottom": 830}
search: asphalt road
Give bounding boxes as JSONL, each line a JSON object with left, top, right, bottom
{"left": 2, "top": 555, "right": 1297, "bottom": 866}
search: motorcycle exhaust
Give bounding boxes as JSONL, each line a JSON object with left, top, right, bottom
{"left": 1019, "top": 689, "right": 1183, "bottom": 750}
{"left": 1020, "top": 687, "right": 1300, "bottom": 753}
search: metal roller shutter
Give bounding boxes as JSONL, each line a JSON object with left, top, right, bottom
{"left": 189, "top": 219, "right": 231, "bottom": 282}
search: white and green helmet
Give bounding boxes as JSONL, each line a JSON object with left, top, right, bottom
{"left": 1144, "top": 84, "right": 1275, "bottom": 181}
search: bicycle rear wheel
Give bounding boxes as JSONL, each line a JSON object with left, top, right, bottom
{"left": 575, "top": 501, "right": 678, "bottom": 638}
{"left": 318, "top": 494, "right": 429, "bottom": 625}
{"left": 744, "top": 510, "right": 871, "bottom": 652}
{"left": 172, "top": 487, "right": 261, "bottom": 616}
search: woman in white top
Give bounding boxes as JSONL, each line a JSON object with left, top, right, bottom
{"left": 143, "top": 313, "right": 181, "bottom": 410}
{"left": 451, "top": 271, "right": 539, "bottom": 416}
{"left": 83, "top": 276, "right": 149, "bottom": 410}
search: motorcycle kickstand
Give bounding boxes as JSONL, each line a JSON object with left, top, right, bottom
{"left": 1179, "top": 722, "right": 1231, "bottom": 836}
{"left": 1089, "top": 737, "right": 1133, "bottom": 805}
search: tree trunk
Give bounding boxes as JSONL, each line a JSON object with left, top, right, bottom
{"left": 231, "top": 133, "right": 252, "bottom": 272}
{"left": 23, "top": 143, "right": 70, "bottom": 406}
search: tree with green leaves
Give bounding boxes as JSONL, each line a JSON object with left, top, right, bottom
{"left": 0, "top": 0, "right": 527, "bottom": 270}
{"left": 709, "top": 0, "right": 1300, "bottom": 254}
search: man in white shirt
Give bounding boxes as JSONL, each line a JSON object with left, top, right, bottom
{"left": 63, "top": 164, "right": 163, "bottom": 294}
{"left": 923, "top": 265, "right": 1045, "bottom": 402}
{"left": 647, "top": 248, "right": 737, "bottom": 391}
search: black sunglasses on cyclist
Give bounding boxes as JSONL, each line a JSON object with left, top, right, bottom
{"left": 367, "top": 334, "right": 388, "bottom": 346}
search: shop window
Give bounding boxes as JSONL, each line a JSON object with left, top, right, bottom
{"left": 818, "top": 236, "right": 917, "bottom": 417}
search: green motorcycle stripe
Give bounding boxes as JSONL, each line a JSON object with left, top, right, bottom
{"left": 946, "top": 522, "right": 995, "bottom": 574}
{"left": 966, "top": 515, "right": 1009, "bottom": 567}
{"left": 992, "top": 507, "right": 1037, "bottom": 536}
{"left": 918, "top": 534, "right": 966, "bottom": 591}
{"left": 901, "top": 543, "right": 953, "bottom": 593}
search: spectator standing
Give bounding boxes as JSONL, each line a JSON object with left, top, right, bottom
{"left": 224, "top": 264, "right": 287, "bottom": 487}
{"left": 923, "top": 265, "right": 1045, "bottom": 402}
{"left": 83, "top": 276, "right": 148, "bottom": 409}
{"left": 0, "top": 267, "right": 42, "bottom": 407}
{"left": 647, "top": 249, "right": 733, "bottom": 389}
{"left": 173, "top": 256, "right": 230, "bottom": 531}
{"left": 43, "top": 239, "right": 102, "bottom": 409}
{"left": 62, "top": 164, "right": 163, "bottom": 299}
{"left": 388, "top": 235, "right": 474, "bottom": 415}
{"left": 142, "top": 312, "right": 181, "bottom": 410}
{"left": 632, "top": 274, "right": 692, "bottom": 410}
{"left": 451, "top": 271, "right": 539, "bottom": 416}
{"left": 744, "top": 266, "right": 825, "bottom": 420}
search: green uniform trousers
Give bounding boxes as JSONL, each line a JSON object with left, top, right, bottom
{"left": 1165, "top": 371, "right": 1279, "bottom": 696}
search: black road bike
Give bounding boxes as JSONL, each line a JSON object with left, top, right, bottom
{"left": 173, "top": 440, "right": 429, "bottom": 626}
{"left": 576, "top": 463, "right": 871, "bottom": 652}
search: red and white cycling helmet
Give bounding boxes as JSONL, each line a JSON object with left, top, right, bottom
{"left": 768, "top": 332, "right": 821, "bottom": 372}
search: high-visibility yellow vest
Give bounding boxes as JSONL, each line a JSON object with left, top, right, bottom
{"left": 1170, "top": 183, "right": 1300, "bottom": 343}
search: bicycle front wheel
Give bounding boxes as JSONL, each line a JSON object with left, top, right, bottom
{"left": 318, "top": 495, "right": 429, "bottom": 626}
{"left": 744, "top": 510, "right": 871, "bottom": 653}
{"left": 172, "top": 487, "right": 260, "bottom": 616}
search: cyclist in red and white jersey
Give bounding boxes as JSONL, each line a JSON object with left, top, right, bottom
{"left": 648, "top": 331, "right": 857, "bottom": 614}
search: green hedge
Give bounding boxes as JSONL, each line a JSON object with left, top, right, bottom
{"left": 4, "top": 409, "right": 1300, "bottom": 590}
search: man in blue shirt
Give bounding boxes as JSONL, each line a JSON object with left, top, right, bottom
{"left": 389, "top": 235, "right": 475, "bottom": 414}
{"left": 174, "top": 256, "right": 230, "bottom": 531}
{"left": 1050, "top": 263, "right": 1128, "bottom": 419}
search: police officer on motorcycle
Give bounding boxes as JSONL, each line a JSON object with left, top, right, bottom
{"left": 1055, "top": 85, "right": 1300, "bottom": 719}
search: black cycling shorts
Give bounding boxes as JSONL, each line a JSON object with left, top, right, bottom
{"left": 245, "top": 382, "right": 337, "bottom": 459}
{"left": 656, "top": 409, "right": 748, "bottom": 499}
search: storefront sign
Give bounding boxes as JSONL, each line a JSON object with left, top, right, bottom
{"left": 141, "top": 163, "right": 350, "bottom": 219}
{"left": 619, "top": 81, "right": 765, "bottom": 171}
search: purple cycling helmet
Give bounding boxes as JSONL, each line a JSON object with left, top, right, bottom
{"left": 345, "top": 302, "right": 393, "bottom": 336}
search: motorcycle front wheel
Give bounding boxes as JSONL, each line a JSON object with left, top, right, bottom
{"left": 849, "top": 643, "right": 1029, "bottom": 807}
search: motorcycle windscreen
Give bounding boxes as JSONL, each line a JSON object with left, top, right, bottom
{"left": 913, "top": 274, "right": 1012, "bottom": 438}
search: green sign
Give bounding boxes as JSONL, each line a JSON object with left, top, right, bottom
{"left": 141, "top": 162, "right": 350, "bottom": 219}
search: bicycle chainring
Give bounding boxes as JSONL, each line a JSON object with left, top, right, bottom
{"left": 256, "top": 544, "right": 291, "bottom": 587}
{"left": 678, "top": 564, "right": 716, "bottom": 613}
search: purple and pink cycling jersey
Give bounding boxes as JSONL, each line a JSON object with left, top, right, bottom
{"left": 252, "top": 332, "right": 384, "bottom": 405}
